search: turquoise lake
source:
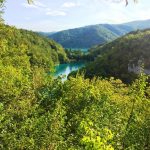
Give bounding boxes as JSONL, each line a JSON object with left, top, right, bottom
{"left": 67, "top": 48, "right": 88, "bottom": 53}
{"left": 54, "top": 62, "right": 85, "bottom": 81}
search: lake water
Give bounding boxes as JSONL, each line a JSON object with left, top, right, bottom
{"left": 54, "top": 62, "right": 85, "bottom": 81}
{"left": 66, "top": 48, "right": 88, "bottom": 53}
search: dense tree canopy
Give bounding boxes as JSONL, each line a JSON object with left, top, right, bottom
{"left": 0, "top": 24, "right": 68, "bottom": 68}
{"left": 0, "top": 23, "right": 149, "bottom": 149}
{"left": 78, "top": 29, "right": 150, "bottom": 83}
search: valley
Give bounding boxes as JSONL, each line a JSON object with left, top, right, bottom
{"left": 1, "top": 21, "right": 150, "bottom": 150}
{"left": 0, "top": 0, "right": 150, "bottom": 149}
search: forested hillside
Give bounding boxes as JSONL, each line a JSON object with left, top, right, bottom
{"left": 47, "top": 19, "right": 150, "bottom": 49}
{"left": 0, "top": 23, "right": 150, "bottom": 149}
{"left": 47, "top": 25, "right": 122, "bottom": 48}
{"left": 84, "top": 29, "right": 150, "bottom": 83}
{"left": 0, "top": 24, "right": 68, "bottom": 70}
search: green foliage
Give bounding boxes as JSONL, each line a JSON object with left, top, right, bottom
{"left": 85, "top": 29, "right": 150, "bottom": 83}
{"left": 0, "top": 24, "right": 149, "bottom": 150}
{"left": 0, "top": 24, "right": 68, "bottom": 70}
{"left": 0, "top": 0, "right": 4, "bottom": 23}
{"left": 0, "top": 71, "right": 150, "bottom": 149}
{"left": 65, "top": 49, "right": 88, "bottom": 62}
{"left": 79, "top": 120, "right": 114, "bottom": 150}
{"left": 122, "top": 73, "right": 150, "bottom": 150}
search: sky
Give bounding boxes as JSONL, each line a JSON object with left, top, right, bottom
{"left": 3, "top": 0, "right": 150, "bottom": 32}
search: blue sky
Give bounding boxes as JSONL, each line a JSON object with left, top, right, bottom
{"left": 3, "top": 0, "right": 150, "bottom": 32}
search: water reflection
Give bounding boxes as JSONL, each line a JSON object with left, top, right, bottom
{"left": 54, "top": 62, "right": 85, "bottom": 81}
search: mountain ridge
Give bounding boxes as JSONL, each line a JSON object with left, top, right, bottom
{"left": 43, "top": 19, "right": 150, "bottom": 49}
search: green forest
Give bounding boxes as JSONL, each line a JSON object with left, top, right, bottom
{"left": 0, "top": 0, "right": 150, "bottom": 150}
{"left": 83, "top": 29, "right": 150, "bottom": 83}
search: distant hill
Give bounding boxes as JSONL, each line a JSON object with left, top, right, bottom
{"left": 123, "top": 19, "right": 150, "bottom": 30}
{"left": 38, "top": 31, "right": 57, "bottom": 37}
{"left": 45, "top": 19, "right": 150, "bottom": 49}
{"left": 83, "top": 29, "right": 150, "bottom": 83}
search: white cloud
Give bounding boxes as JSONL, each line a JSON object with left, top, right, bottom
{"left": 62, "top": 2, "right": 80, "bottom": 8}
{"left": 34, "top": 1, "right": 46, "bottom": 8}
{"left": 22, "top": 3, "right": 38, "bottom": 9}
{"left": 22, "top": 1, "right": 67, "bottom": 17}
{"left": 46, "top": 10, "right": 66, "bottom": 16}
{"left": 22, "top": 1, "right": 46, "bottom": 9}
{"left": 9, "top": 0, "right": 150, "bottom": 32}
